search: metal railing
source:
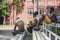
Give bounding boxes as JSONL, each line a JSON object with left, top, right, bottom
{"left": 11, "top": 31, "right": 27, "bottom": 40}
{"left": 42, "top": 23, "right": 60, "bottom": 40}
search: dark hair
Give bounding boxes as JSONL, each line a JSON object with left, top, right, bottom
{"left": 16, "top": 17, "right": 19, "bottom": 20}
{"left": 50, "top": 7, "right": 54, "bottom": 13}
{"left": 33, "top": 11, "right": 38, "bottom": 17}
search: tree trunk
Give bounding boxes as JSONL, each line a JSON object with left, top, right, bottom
{"left": 3, "top": 16, "right": 6, "bottom": 25}
{"left": 0, "top": 16, "right": 4, "bottom": 25}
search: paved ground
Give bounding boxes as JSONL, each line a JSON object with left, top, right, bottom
{"left": 0, "top": 30, "right": 13, "bottom": 36}
{"left": 24, "top": 35, "right": 32, "bottom": 40}
{"left": 0, "top": 25, "right": 32, "bottom": 40}
{"left": 0, "top": 37, "right": 10, "bottom": 40}
{"left": 0, "top": 25, "right": 14, "bottom": 30}
{"left": 0, "top": 25, "right": 14, "bottom": 40}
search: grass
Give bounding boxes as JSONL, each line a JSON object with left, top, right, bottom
{"left": 57, "top": 28, "right": 60, "bottom": 36}
{"left": 47, "top": 26, "right": 60, "bottom": 36}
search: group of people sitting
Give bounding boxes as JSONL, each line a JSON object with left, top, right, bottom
{"left": 12, "top": 11, "right": 58, "bottom": 36}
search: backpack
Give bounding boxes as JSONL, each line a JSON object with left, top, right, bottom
{"left": 43, "top": 16, "right": 51, "bottom": 24}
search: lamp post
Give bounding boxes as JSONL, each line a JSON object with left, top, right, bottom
{"left": 34, "top": 0, "right": 38, "bottom": 12}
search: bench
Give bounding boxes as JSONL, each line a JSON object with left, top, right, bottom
{"left": 11, "top": 31, "right": 26, "bottom": 40}
{"left": 32, "top": 30, "right": 45, "bottom": 40}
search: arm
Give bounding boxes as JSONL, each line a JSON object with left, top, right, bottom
{"left": 14, "top": 24, "right": 17, "bottom": 31}
{"left": 34, "top": 19, "right": 39, "bottom": 27}
{"left": 36, "top": 19, "right": 39, "bottom": 27}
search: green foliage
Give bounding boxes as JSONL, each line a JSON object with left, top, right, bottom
{"left": 13, "top": 0, "right": 26, "bottom": 14}
{"left": 28, "top": 19, "right": 34, "bottom": 25}
{"left": 0, "top": 0, "right": 2, "bottom": 2}
{"left": 0, "top": 0, "right": 10, "bottom": 16}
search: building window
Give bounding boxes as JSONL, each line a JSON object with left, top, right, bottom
{"left": 28, "top": 9, "right": 34, "bottom": 15}
{"left": 38, "top": 9, "right": 44, "bottom": 15}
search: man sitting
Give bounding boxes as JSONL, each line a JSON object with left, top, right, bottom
{"left": 12, "top": 17, "right": 25, "bottom": 36}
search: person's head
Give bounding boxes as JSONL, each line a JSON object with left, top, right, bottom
{"left": 50, "top": 7, "right": 54, "bottom": 13}
{"left": 16, "top": 17, "right": 20, "bottom": 20}
{"left": 33, "top": 11, "right": 38, "bottom": 18}
{"left": 16, "top": 17, "right": 22, "bottom": 23}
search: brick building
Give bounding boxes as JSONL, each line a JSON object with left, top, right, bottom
{"left": 6, "top": 0, "right": 60, "bottom": 25}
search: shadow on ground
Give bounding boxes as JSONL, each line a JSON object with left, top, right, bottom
{"left": 0, "top": 30, "right": 13, "bottom": 36}
{"left": 0, "top": 30, "right": 32, "bottom": 40}
{"left": 0, "top": 30, "right": 13, "bottom": 40}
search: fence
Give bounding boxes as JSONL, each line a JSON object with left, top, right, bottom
{"left": 43, "top": 23, "right": 60, "bottom": 40}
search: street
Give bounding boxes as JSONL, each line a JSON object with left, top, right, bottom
{"left": 0, "top": 30, "right": 13, "bottom": 36}
{"left": 0, "top": 25, "right": 32, "bottom": 40}
{"left": 0, "top": 25, "right": 14, "bottom": 40}
{"left": 0, "top": 30, "right": 13, "bottom": 40}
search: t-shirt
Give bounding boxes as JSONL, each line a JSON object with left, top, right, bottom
{"left": 16, "top": 19, "right": 22, "bottom": 23}
{"left": 33, "top": 15, "right": 39, "bottom": 26}
{"left": 28, "top": 15, "right": 39, "bottom": 27}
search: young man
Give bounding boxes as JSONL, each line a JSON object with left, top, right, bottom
{"left": 12, "top": 17, "right": 25, "bottom": 36}
{"left": 49, "top": 13, "right": 58, "bottom": 23}
{"left": 27, "top": 11, "right": 40, "bottom": 33}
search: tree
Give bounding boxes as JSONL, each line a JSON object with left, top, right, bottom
{"left": 2, "top": 0, "right": 9, "bottom": 16}
{"left": 13, "top": 0, "right": 26, "bottom": 15}
{"left": 0, "top": 0, "right": 10, "bottom": 24}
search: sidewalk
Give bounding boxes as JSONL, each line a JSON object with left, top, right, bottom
{"left": 0, "top": 25, "right": 14, "bottom": 40}
{"left": 0, "top": 35, "right": 13, "bottom": 40}
{"left": 0, "top": 25, "right": 14, "bottom": 30}
{"left": 0, "top": 25, "right": 32, "bottom": 40}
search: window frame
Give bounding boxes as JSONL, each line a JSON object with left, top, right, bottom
{"left": 38, "top": 8, "right": 44, "bottom": 15}
{"left": 27, "top": 8, "right": 34, "bottom": 15}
